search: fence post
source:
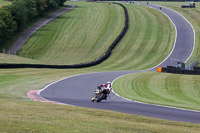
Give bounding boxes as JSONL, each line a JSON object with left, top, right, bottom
{"left": 189, "top": 59, "right": 191, "bottom": 70}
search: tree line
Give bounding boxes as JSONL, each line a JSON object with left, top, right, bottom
{"left": 0, "top": 0, "right": 66, "bottom": 45}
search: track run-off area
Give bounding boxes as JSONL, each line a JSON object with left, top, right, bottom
{"left": 35, "top": 3, "right": 200, "bottom": 124}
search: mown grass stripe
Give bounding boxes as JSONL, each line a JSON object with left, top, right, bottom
{"left": 86, "top": 4, "right": 124, "bottom": 57}
{"left": 179, "top": 76, "right": 200, "bottom": 104}
{"left": 124, "top": 7, "right": 158, "bottom": 69}
{"left": 0, "top": 2, "right": 175, "bottom": 71}
{"left": 0, "top": 2, "right": 200, "bottom": 131}
{"left": 16, "top": 2, "right": 126, "bottom": 67}
{"left": 113, "top": 72, "right": 200, "bottom": 111}
{"left": 115, "top": 8, "right": 153, "bottom": 69}
{"left": 96, "top": 5, "right": 143, "bottom": 70}
{"left": 147, "top": 73, "right": 177, "bottom": 103}
{"left": 92, "top": 4, "right": 175, "bottom": 71}
{"left": 97, "top": 5, "right": 152, "bottom": 70}
{"left": 124, "top": 7, "right": 173, "bottom": 70}
{"left": 0, "top": 2, "right": 129, "bottom": 69}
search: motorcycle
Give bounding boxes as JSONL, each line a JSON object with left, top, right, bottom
{"left": 91, "top": 87, "right": 108, "bottom": 102}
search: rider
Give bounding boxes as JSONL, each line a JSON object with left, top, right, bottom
{"left": 98, "top": 81, "right": 112, "bottom": 99}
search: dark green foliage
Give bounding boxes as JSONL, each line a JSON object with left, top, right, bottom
{"left": 0, "top": 0, "right": 66, "bottom": 47}
{"left": 35, "top": 0, "right": 49, "bottom": 15}
{"left": 49, "top": 0, "right": 58, "bottom": 8}
{"left": 0, "top": 8, "right": 17, "bottom": 43}
{"left": 9, "top": 0, "right": 28, "bottom": 28}
{"left": 9, "top": 0, "right": 63, "bottom": 27}
{"left": 24, "top": 0, "right": 38, "bottom": 20}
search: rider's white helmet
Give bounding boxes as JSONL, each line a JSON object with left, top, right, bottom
{"left": 107, "top": 81, "right": 111, "bottom": 84}
{"left": 107, "top": 81, "right": 112, "bottom": 89}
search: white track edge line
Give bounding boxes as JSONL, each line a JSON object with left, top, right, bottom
{"left": 38, "top": 71, "right": 129, "bottom": 96}
{"left": 38, "top": 3, "right": 199, "bottom": 113}
{"left": 153, "top": 4, "right": 196, "bottom": 64}
{"left": 38, "top": 71, "right": 128, "bottom": 106}
{"left": 111, "top": 74, "right": 200, "bottom": 113}
{"left": 112, "top": 3, "right": 199, "bottom": 113}
{"left": 146, "top": 5, "right": 177, "bottom": 70}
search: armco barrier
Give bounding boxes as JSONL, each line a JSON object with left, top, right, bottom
{"left": 0, "top": 3, "right": 129, "bottom": 69}
{"left": 181, "top": 5, "right": 195, "bottom": 8}
{"left": 160, "top": 66, "right": 200, "bottom": 75}
{"left": 193, "top": 67, "right": 200, "bottom": 71}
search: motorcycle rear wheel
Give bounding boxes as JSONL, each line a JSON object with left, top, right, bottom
{"left": 96, "top": 93, "right": 105, "bottom": 102}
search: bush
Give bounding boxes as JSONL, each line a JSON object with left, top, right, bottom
{"left": 0, "top": 8, "right": 17, "bottom": 44}
{"left": 0, "top": 0, "right": 66, "bottom": 47}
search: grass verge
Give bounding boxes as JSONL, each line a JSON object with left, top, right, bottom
{"left": 1, "top": 99, "right": 200, "bottom": 133}
{"left": 0, "top": 69, "right": 200, "bottom": 132}
{"left": 138, "top": 2, "right": 200, "bottom": 66}
{"left": 113, "top": 72, "right": 200, "bottom": 111}
{"left": 1, "top": 2, "right": 175, "bottom": 71}
{"left": 91, "top": 3, "right": 175, "bottom": 70}
{"left": 17, "top": 2, "right": 125, "bottom": 65}
{"left": 0, "top": 2, "right": 199, "bottom": 132}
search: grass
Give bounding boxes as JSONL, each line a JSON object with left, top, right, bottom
{"left": 0, "top": 0, "right": 11, "bottom": 7}
{"left": 113, "top": 72, "right": 200, "bottom": 111}
{"left": 1, "top": 1, "right": 175, "bottom": 71}
{"left": 0, "top": 69, "right": 88, "bottom": 99}
{"left": 1, "top": 100, "right": 200, "bottom": 133}
{"left": 137, "top": 2, "right": 200, "bottom": 66}
{"left": 0, "top": 1, "right": 199, "bottom": 132}
{"left": 92, "top": 3, "right": 175, "bottom": 70}
{"left": 0, "top": 69, "right": 199, "bottom": 132}
{"left": 0, "top": 53, "right": 41, "bottom": 64}
{"left": 0, "top": 5, "right": 65, "bottom": 57}
{"left": 17, "top": 2, "right": 125, "bottom": 65}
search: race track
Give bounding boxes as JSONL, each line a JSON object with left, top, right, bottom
{"left": 39, "top": 4, "right": 200, "bottom": 123}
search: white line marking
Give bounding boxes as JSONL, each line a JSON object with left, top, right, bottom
{"left": 37, "top": 4, "right": 199, "bottom": 114}
{"left": 147, "top": 5, "right": 177, "bottom": 70}
{"left": 112, "top": 74, "right": 200, "bottom": 113}
{"left": 111, "top": 4, "right": 199, "bottom": 113}
{"left": 152, "top": 4, "right": 195, "bottom": 64}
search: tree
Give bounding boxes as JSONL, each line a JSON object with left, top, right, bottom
{"left": 48, "top": 0, "right": 58, "bottom": 8}
{"left": 0, "top": 18, "right": 6, "bottom": 43}
{"left": 0, "top": 8, "right": 16, "bottom": 43}
{"left": 8, "top": 0, "right": 28, "bottom": 28}
{"left": 0, "top": 0, "right": 66, "bottom": 44}
{"left": 58, "top": 0, "right": 66, "bottom": 6}
{"left": 35, "top": 0, "right": 48, "bottom": 16}
{"left": 24, "top": 0, "right": 38, "bottom": 20}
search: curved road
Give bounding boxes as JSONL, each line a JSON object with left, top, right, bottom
{"left": 40, "top": 4, "right": 200, "bottom": 123}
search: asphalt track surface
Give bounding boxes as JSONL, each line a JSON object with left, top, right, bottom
{"left": 40, "top": 4, "right": 200, "bottom": 123}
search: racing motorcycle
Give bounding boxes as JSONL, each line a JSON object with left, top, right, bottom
{"left": 91, "top": 86, "right": 109, "bottom": 102}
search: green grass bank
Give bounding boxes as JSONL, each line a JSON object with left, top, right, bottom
{"left": 0, "top": 2, "right": 174, "bottom": 71}
{"left": 111, "top": 1, "right": 200, "bottom": 113}
{"left": 113, "top": 72, "right": 200, "bottom": 111}
{"left": 138, "top": 2, "right": 200, "bottom": 66}
{"left": 17, "top": 2, "right": 125, "bottom": 65}
{"left": 0, "top": 69, "right": 199, "bottom": 132}
{"left": 0, "top": 2, "right": 199, "bottom": 132}
{"left": 92, "top": 3, "right": 175, "bottom": 70}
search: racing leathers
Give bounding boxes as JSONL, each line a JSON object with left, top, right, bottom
{"left": 98, "top": 83, "right": 112, "bottom": 99}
